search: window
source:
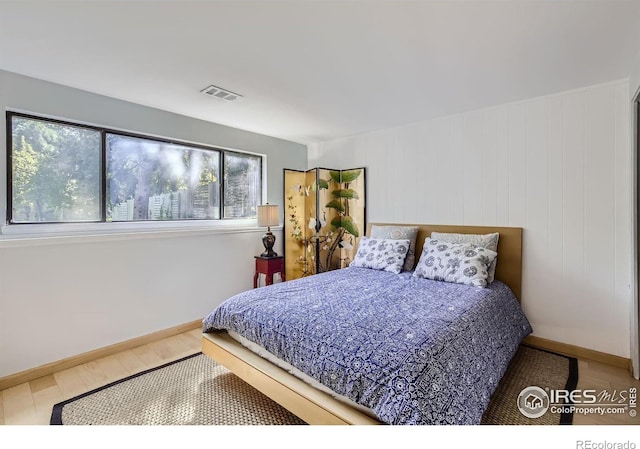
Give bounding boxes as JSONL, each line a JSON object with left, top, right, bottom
{"left": 106, "top": 134, "right": 221, "bottom": 221}
{"left": 7, "top": 112, "right": 263, "bottom": 225}
{"left": 10, "top": 116, "right": 101, "bottom": 223}
{"left": 223, "top": 152, "right": 261, "bottom": 218}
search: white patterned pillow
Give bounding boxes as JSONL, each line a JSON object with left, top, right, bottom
{"left": 350, "top": 236, "right": 411, "bottom": 274}
{"left": 370, "top": 225, "right": 419, "bottom": 272}
{"left": 413, "top": 238, "right": 497, "bottom": 288}
{"left": 430, "top": 232, "right": 499, "bottom": 283}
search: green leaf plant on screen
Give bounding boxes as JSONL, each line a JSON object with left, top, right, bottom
{"left": 325, "top": 169, "right": 362, "bottom": 270}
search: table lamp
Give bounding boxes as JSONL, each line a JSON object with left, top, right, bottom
{"left": 257, "top": 203, "right": 279, "bottom": 257}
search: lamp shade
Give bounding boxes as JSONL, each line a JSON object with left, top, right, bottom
{"left": 257, "top": 204, "right": 279, "bottom": 227}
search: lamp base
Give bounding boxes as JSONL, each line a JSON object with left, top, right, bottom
{"left": 261, "top": 231, "right": 277, "bottom": 258}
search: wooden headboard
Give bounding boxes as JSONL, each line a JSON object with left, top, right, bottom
{"left": 365, "top": 223, "right": 523, "bottom": 301}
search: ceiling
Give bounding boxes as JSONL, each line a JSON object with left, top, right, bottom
{"left": 1, "top": 1, "right": 639, "bottom": 145}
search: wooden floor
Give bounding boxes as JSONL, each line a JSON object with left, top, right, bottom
{"left": 1, "top": 328, "right": 638, "bottom": 425}
{"left": 1, "top": 328, "right": 202, "bottom": 425}
{"left": 573, "top": 358, "right": 640, "bottom": 425}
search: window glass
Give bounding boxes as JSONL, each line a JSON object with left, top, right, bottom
{"left": 11, "top": 116, "right": 101, "bottom": 223}
{"left": 223, "top": 152, "right": 261, "bottom": 218}
{"left": 106, "top": 134, "right": 220, "bottom": 221}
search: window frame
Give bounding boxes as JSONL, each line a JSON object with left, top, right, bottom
{"left": 6, "top": 111, "right": 264, "bottom": 226}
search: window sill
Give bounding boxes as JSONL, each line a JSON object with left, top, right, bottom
{"left": 0, "top": 221, "right": 283, "bottom": 248}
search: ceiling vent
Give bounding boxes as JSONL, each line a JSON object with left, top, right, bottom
{"left": 200, "top": 85, "right": 243, "bottom": 102}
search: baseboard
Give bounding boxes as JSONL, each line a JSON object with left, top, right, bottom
{"left": 523, "top": 335, "right": 631, "bottom": 371}
{"left": 0, "top": 319, "right": 202, "bottom": 391}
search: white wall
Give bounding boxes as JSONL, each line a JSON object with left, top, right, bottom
{"left": 310, "top": 80, "right": 632, "bottom": 358}
{"left": 0, "top": 229, "right": 282, "bottom": 377}
{"left": 0, "top": 70, "right": 306, "bottom": 377}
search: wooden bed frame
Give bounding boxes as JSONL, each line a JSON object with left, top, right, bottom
{"left": 202, "top": 224, "right": 523, "bottom": 425}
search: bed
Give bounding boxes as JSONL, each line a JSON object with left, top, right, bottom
{"left": 201, "top": 223, "right": 531, "bottom": 425}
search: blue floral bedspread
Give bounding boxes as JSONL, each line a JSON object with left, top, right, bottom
{"left": 202, "top": 267, "right": 532, "bottom": 425}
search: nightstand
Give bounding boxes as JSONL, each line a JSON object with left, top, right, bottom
{"left": 254, "top": 256, "right": 285, "bottom": 288}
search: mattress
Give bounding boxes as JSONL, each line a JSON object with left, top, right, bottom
{"left": 227, "top": 329, "right": 378, "bottom": 418}
{"left": 203, "top": 267, "right": 532, "bottom": 424}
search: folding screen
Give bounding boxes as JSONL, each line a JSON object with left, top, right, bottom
{"left": 283, "top": 167, "right": 366, "bottom": 281}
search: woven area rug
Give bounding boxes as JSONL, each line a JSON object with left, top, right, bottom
{"left": 51, "top": 345, "right": 577, "bottom": 425}
{"left": 482, "top": 345, "right": 578, "bottom": 425}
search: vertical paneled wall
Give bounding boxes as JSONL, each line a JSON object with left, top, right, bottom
{"left": 309, "top": 80, "right": 632, "bottom": 357}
